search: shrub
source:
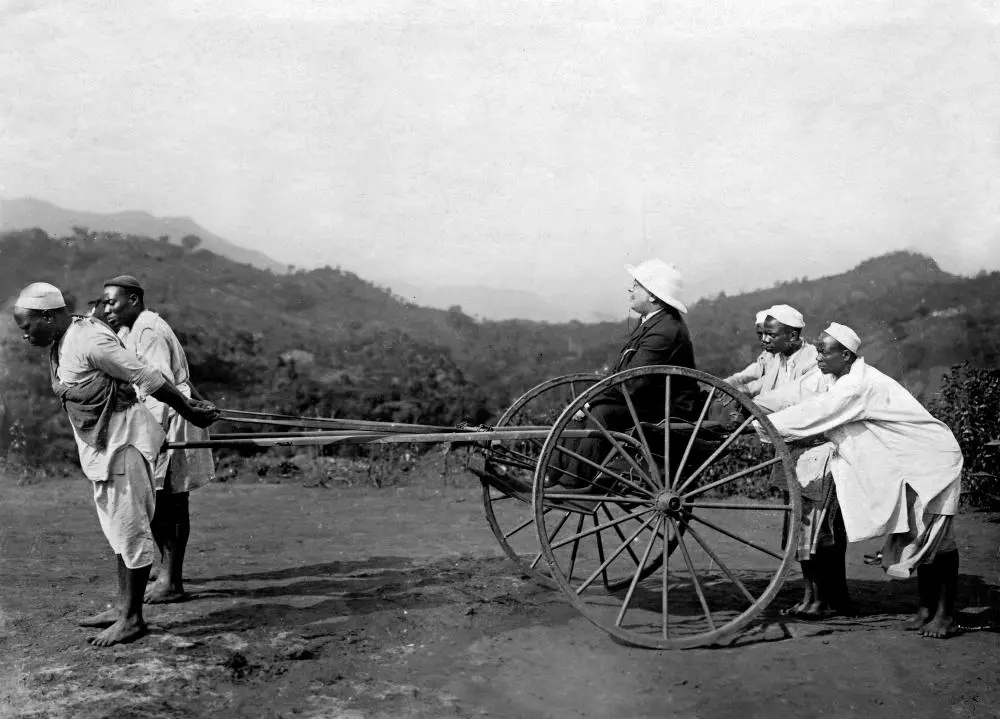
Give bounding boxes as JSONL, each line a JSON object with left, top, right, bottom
{"left": 929, "top": 363, "right": 1000, "bottom": 509}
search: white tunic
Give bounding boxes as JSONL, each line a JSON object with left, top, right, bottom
{"left": 761, "top": 358, "right": 962, "bottom": 542}
{"left": 743, "top": 342, "right": 819, "bottom": 398}
{"left": 55, "top": 317, "right": 166, "bottom": 482}
{"left": 119, "top": 310, "right": 215, "bottom": 491}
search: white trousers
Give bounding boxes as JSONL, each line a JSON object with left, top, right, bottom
{"left": 93, "top": 446, "right": 156, "bottom": 569}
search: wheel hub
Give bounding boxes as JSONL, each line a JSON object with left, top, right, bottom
{"left": 653, "top": 489, "right": 683, "bottom": 516}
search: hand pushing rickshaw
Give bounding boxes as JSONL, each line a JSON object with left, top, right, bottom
{"left": 173, "top": 365, "right": 801, "bottom": 650}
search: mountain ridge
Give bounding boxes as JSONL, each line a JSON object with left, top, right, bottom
{"left": 0, "top": 197, "right": 287, "bottom": 275}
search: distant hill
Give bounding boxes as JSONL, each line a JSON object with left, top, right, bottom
{"left": 686, "top": 251, "right": 980, "bottom": 397}
{"left": 1, "top": 197, "right": 617, "bottom": 322}
{"left": 0, "top": 197, "right": 286, "bottom": 275}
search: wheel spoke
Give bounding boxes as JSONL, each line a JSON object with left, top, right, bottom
{"left": 681, "top": 457, "right": 782, "bottom": 500}
{"left": 502, "top": 514, "right": 537, "bottom": 540}
{"left": 672, "top": 518, "right": 716, "bottom": 632}
{"left": 663, "top": 375, "right": 671, "bottom": 491}
{"left": 685, "top": 502, "right": 792, "bottom": 511}
{"left": 579, "top": 407, "right": 658, "bottom": 493}
{"left": 689, "top": 513, "right": 785, "bottom": 561}
{"left": 661, "top": 519, "right": 670, "bottom": 639}
{"left": 530, "top": 510, "right": 573, "bottom": 570}
{"left": 672, "top": 386, "right": 716, "bottom": 489}
{"left": 602, "top": 504, "right": 643, "bottom": 567}
{"left": 615, "top": 516, "right": 664, "bottom": 627}
{"left": 575, "top": 513, "right": 658, "bottom": 594}
{"left": 675, "top": 415, "right": 755, "bottom": 495}
{"left": 683, "top": 522, "right": 756, "bottom": 606}
{"left": 552, "top": 445, "right": 654, "bottom": 498}
{"left": 549, "top": 507, "right": 655, "bottom": 550}
{"left": 621, "top": 387, "right": 663, "bottom": 489}
{"left": 566, "top": 513, "right": 587, "bottom": 580}
{"left": 592, "top": 513, "right": 610, "bottom": 587}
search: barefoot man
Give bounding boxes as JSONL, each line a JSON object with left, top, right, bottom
{"left": 735, "top": 304, "right": 852, "bottom": 618}
{"left": 12, "top": 282, "right": 218, "bottom": 646}
{"left": 757, "top": 322, "right": 962, "bottom": 638}
{"left": 103, "top": 275, "right": 215, "bottom": 604}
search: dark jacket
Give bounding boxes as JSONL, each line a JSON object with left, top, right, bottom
{"left": 593, "top": 307, "right": 700, "bottom": 420}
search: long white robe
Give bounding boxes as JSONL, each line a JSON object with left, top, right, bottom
{"left": 761, "top": 358, "right": 962, "bottom": 542}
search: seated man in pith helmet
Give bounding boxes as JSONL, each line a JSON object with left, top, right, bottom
{"left": 548, "top": 259, "right": 700, "bottom": 492}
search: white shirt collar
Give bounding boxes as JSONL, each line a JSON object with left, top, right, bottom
{"left": 641, "top": 309, "right": 663, "bottom": 324}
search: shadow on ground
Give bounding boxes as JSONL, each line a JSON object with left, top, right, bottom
{"left": 163, "top": 553, "right": 999, "bottom": 648}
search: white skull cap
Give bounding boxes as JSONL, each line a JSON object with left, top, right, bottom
{"left": 14, "top": 282, "right": 66, "bottom": 311}
{"left": 766, "top": 304, "right": 805, "bottom": 328}
{"left": 824, "top": 322, "right": 862, "bottom": 353}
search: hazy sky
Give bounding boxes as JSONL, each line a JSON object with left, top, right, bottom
{"left": 2, "top": 0, "right": 999, "bottom": 317}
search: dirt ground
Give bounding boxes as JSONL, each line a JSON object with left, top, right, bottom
{"left": 1, "top": 457, "right": 999, "bottom": 719}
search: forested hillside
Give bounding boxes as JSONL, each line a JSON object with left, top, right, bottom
{"left": 2, "top": 228, "right": 999, "bottom": 474}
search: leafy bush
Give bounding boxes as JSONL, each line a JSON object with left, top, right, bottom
{"left": 929, "top": 363, "right": 1000, "bottom": 509}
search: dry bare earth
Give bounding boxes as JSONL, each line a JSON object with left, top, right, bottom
{"left": 1, "top": 457, "right": 998, "bottom": 719}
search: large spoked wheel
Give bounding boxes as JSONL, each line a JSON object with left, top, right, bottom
{"left": 533, "top": 366, "right": 801, "bottom": 649}
{"left": 481, "top": 373, "right": 601, "bottom": 588}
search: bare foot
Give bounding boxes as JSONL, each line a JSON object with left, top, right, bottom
{"left": 780, "top": 599, "right": 809, "bottom": 617}
{"left": 905, "top": 607, "right": 933, "bottom": 631}
{"left": 144, "top": 580, "right": 189, "bottom": 604}
{"left": 797, "top": 601, "right": 838, "bottom": 620}
{"left": 78, "top": 606, "right": 119, "bottom": 628}
{"left": 88, "top": 617, "right": 147, "bottom": 647}
{"left": 919, "top": 616, "right": 957, "bottom": 639}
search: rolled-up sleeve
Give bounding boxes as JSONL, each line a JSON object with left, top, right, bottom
{"left": 87, "top": 332, "right": 166, "bottom": 396}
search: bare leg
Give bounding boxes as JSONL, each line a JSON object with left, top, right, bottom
{"left": 89, "top": 556, "right": 149, "bottom": 647}
{"left": 798, "top": 557, "right": 834, "bottom": 618}
{"left": 782, "top": 560, "right": 814, "bottom": 616}
{"left": 905, "top": 560, "right": 939, "bottom": 630}
{"left": 799, "top": 548, "right": 845, "bottom": 619}
{"left": 828, "top": 535, "right": 856, "bottom": 615}
{"left": 919, "top": 550, "right": 959, "bottom": 639}
{"left": 78, "top": 558, "right": 125, "bottom": 627}
{"left": 145, "top": 491, "right": 190, "bottom": 604}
